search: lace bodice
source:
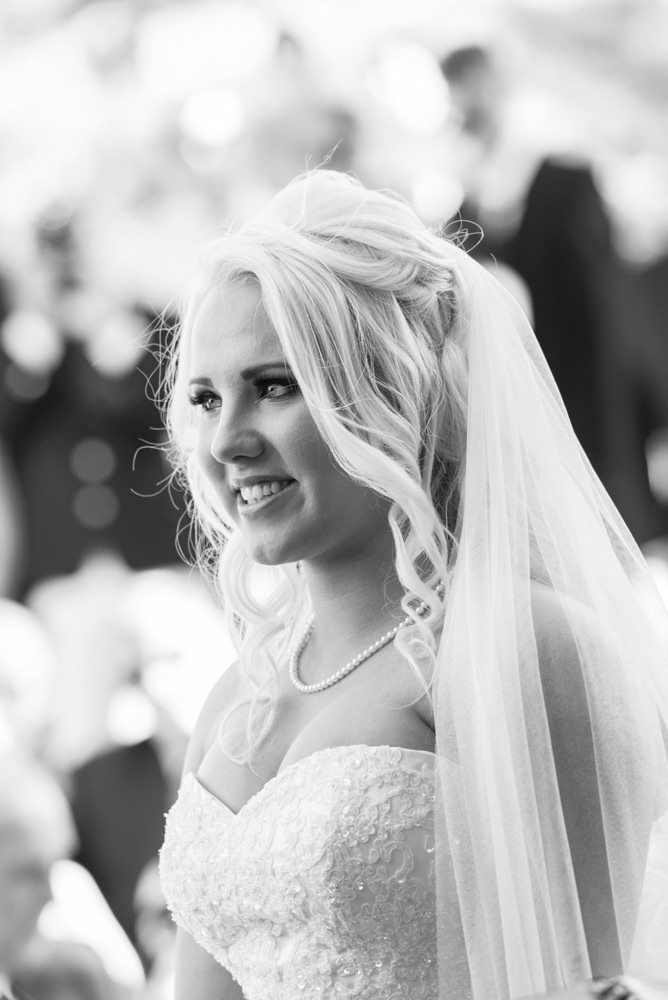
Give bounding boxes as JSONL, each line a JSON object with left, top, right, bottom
{"left": 160, "top": 744, "right": 437, "bottom": 1000}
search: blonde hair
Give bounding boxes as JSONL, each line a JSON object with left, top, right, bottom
{"left": 166, "top": 170, "right": 469, "bottom": 763}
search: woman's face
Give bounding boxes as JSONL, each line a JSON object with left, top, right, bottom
{"left": 187, "top": 279, "right": 392, "bottom": 568}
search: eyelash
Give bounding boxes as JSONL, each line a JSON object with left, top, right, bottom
{"left": 188, "top": 391, "right": 219, "bottom": 412}
{"left": 188, "top": 379, "right": 299, "bottom": 412}
{"left": 257, "top": 378, "right": 299, "bottom": 400}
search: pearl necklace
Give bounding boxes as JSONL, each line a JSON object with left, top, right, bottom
{"left": 289, "top": 584, "right": 445, "bottom": 695}
{"left": 289, "top": 614, "right": 410, "bottom": 694}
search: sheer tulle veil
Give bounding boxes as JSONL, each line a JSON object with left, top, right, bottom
{"left": 168, "top": 170, "right": 668, "bottom": 999}
{"left": 434, "top": 241, "right": 668, "bottom": 997}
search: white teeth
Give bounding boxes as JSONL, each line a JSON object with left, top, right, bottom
{"left": 238, "top": 480, "right": 291, "bottom": 505}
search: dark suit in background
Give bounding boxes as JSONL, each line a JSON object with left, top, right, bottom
{"left": 69, "top": 739, "right": 170, "bottom": 970}
{"left": 457, "top": 156, "right": 661, "bottom": 543}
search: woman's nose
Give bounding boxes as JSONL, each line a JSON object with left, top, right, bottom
{"left": 209, "top": 407, "right": 263, "bottom": 465}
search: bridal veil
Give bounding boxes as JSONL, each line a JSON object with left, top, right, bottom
{"left": 434, "top": 241, "right": 668, "bottom": 997}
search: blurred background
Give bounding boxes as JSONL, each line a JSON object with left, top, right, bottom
{"left": 2, "top": 0, "right": 668, "bottom": 996}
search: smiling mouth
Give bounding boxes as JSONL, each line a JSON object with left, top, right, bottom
{"left": 237, "top": 480, "right": 295, "bottom": 506}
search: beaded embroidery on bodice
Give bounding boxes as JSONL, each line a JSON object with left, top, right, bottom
{"left": 160, "top": 744, "right": 437, "bottom": 1000}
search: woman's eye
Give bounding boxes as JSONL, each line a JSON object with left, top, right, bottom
{"left": 188, "top": 391, "right": 219, "bottom": 413}
{"left": 258, "top": 380, "right": 298, "bottom": 400}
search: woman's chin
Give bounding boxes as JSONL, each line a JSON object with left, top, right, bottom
{"left": 243, "top": 535, "right": 302, "bottom": 567}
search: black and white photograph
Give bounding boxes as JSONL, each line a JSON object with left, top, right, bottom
{"left": 1, "top": 2, "right": 668, "bottom": 998}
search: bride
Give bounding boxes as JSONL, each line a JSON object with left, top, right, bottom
{"left": 159, "top": 170, "right": 668, "bottom": 999}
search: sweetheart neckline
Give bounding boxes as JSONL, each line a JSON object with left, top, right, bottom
{"left": 189, "top": 742, "right": 436, "bottom": 817}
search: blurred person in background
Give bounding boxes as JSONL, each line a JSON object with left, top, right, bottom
{"left": 0, "top": 755, "right": 64, "bottom": 999}
{"left": 25, "top": 553, "right": 175, "bottom": 962}
{"left": 68, "top": 676, "right": 184, "bottom": 972}
{"left": 133, "top": 860, "right": 176, "bottom": 1000}
{"left": 36, "top": 562, "right": 232, "bottom": 967}
{"left": 0, "top": 213, "right": 182, "bottom": 601}
{"left": 12, "top": 938, "right": 117, "bottom": 1000}
{"left": 0, "top": 568, "right": 189, "bottom": 993}
{"left": 0, "top": 599, "right": 58, "bottom": 758}
{"left": 25, "top": 553, "right": 140, "bottom": 773}
{"left": 69, "top": 732, "right": 176, "bottom": 973}
{"left": 439, "top": 43, "right": 660, "bottom": 545}
{"left": 0, "top": 754, "right": 74, "bottom": 998}
{"left": 0, "top": 754, "right": 142, "bottom": 1000}
{"left": 618, "top": 252, "right": 668, "bottom": 544}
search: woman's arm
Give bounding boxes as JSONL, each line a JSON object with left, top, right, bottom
{"left": 175, "top": 930, "right": 244, "bottom": 1000}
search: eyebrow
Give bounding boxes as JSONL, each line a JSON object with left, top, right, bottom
{"left": 188, "top": 362, "right": 295, "bottom": 389}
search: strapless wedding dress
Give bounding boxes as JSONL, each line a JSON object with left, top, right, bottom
{"left": 160, "top": 744, "right": 437, "bottom": 999}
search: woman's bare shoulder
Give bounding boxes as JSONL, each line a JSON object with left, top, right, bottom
{"left": 183, "top": 661, "right": 242, "bottom": 774}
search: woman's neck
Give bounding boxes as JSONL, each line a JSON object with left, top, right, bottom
{"left": 300, "top": 550, "right": 406, "bottom": 657}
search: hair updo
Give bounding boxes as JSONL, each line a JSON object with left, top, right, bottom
{"left": 166, "top": 170, "right": 470, "bottom": 762}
